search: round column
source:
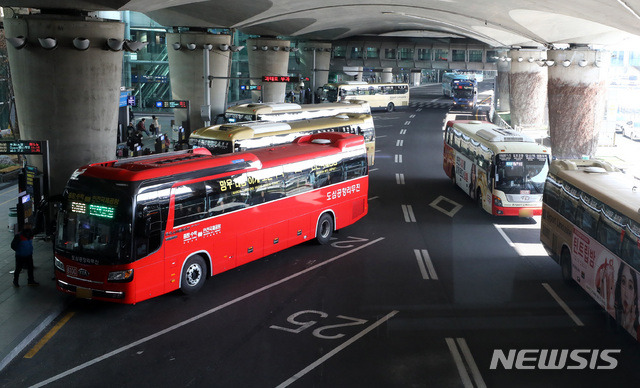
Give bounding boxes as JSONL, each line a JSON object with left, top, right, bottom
{"left": 166, "top": 32, "right": 232, "bottom": 131}
{"left": 508, "top": 50, "right": 548, "bottom": 131}
{"left": 410, "top": 72, "right": 421, "bottom": 86}
{"left": 495, "top": 56, "right": 511, "bottom": 112}
{"left": 247, "top": 38, "right": 291, "bottom": 103}
{"left": 298, "top": 42, "right": 332, "bottom": 98}
{"left": 381, "top": 68, "right": 393, "bottom": 83}
{"left": 547, "top": 49, "right": 608, "bottom": 158}
{"left": 5, "top": 14, "right": 124, "bottom": 195}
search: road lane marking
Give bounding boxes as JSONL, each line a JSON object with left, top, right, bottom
{"left": 369, "top": 168, "right": 379, "bottom": 173}
{"left": 493, "top": 224, "right": 548, "bottom": 256}
{"left": 276, "top": 310, "right": 399, "bottom": 387}
{"left": 414, "top": 249, "right": 438, "bottom": 280}
{"left": 409, "top": 114, "right": 416, "bottom": 118}
{"left": 416, "top": 108, "right": 422, "bottom": 112}
{"left": 399, "top": 129, "right": 407, "bottom": 135}
{"left": 542, "top": 283, "right": 584, "bottom": 326}
{"left": 402, "top": 204, "right": 416, "bottom": 222}
{"left": 404, "top": 121, "right": 411, "bottom": 125}
{"left": 30, "top": 238, "right": 386, "bottom": 388}
{"left": 24, "top": 312, "right": 75, "bottom": 359}
{"left": 494, "top": 224, "right": 515, "bottom": 249}
{"left": 376, "top": 135, "right": 387, "bottom": 139}
{"left": 368, "top": 196, "right": 379, "bottom": 201}
{"left": 396, "top": 173, "right": 405, "bottom": 185}
{"left": 429, "top": 196, "right": 462, "bottom": 217}
{"left": 394, "top": 154, "right": 403, "bottom": 163}
{"left": 446, "top": 337, "right": 486, "bottom": 388}
{"left": 396, "top": 139, "right": 404, "bottom": 146}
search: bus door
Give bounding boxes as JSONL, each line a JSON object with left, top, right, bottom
{"left": 133, "top": 189, "right": 169, "bottom": 300}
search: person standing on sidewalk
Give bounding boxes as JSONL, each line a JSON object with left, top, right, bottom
{"left": 12, "top": 224, "right": 38, "bottom": 287}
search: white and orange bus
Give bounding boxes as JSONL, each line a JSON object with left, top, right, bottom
{"left": 443, "top": 120, "right": 551, "bottom": 216}
{"left": 223, "top": 100, "right": 371, "bottom": 123}
{"left": 541, "top": 159, "right": 640, "bottom": 340}
{"left": 54, "top": 132, "right": 369, "bottom": 304}
{"left": 323, "top": 82, "right": 409, "bottom": 112}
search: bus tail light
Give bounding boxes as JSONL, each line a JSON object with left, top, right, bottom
{"left": 108, "top": 269, "right": 134, "bottom": 283}
{"left": 54, "top": 257, "right": 65, "bottom": 272}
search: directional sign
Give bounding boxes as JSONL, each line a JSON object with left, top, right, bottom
{"left": 0, "top": 140, "right": 44, "bottom": 155}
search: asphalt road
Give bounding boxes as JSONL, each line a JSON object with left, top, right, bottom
{"left": 2, "top": 84, "right": 640, "bottom": 388}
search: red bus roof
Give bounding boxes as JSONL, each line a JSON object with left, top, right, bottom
{"left": 75, "top": 132, "right": 365, "bottom": 182}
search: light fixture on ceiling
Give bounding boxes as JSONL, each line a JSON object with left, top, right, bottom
{"left": 528, "top": 57, "right": 535, "bottom": 63}
{"left": 7, "top": 36, "right": 27, "bottom": 49}
{"left": 517, "top": 57, "right": 523, "bottom": 62}
{"left": 230, "top": 45, "right": 245, "bottom": 52}
{"left": 505, "top": 57, "right": 512, "bottom": 62}
{"left": 562, "top": 59, "right": 571, "bottom": 67}
{"left": 261, "top": 46, "right": 269, "bottom": 51}
{"left": 578, "top": 59, "right": 588, "bottom": 67}
{"left": 272, "top": 46, "right": 280, "bottom": 51}
{"left": 218, "top": 44, "right": 229, "bottom": 51}
{"left": 124, "top": 40, "right": 148, "bottom": 52}
{"left": 172, "top": 42, "right": 181, "bottom": 50}
{"left": 186, "top": 43, "right": 197, "bottom": 51}
{"left": 546, "top": 60, "right": 556, "bottom": 67}
{"left": 38, "top": 37, "right": 57, "bottom": 50}
{"left": 106, "top": 38, "right": 124, "bottom": 51}
{"left": 290, "top": 47, "right": 299, "bottom": 52}
{"left": 283, "top": 47, "right": 291, "bottom": 52}
{"left": 203, "top": 43, "right": 213, "bottom": 51}
{"left": 72, "top": 37, "right": 90, "bottom": 51}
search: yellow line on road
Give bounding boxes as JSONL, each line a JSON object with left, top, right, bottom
{"left": 24, "top": 312, "right": 75, "bottom": 359}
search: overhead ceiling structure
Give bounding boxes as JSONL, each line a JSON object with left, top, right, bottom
{"left": 3, "top": 0, "right": 640, "bottom": 47}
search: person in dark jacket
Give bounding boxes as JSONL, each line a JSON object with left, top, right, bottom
{"left": 12, "top": 224, "right": 38, "bottom": 287}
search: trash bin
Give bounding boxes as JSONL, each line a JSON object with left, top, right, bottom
{"left": 8, "top": 206, "right": 17, "bottom": 233}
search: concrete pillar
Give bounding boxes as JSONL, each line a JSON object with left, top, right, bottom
{"left": 495, "top": 57, "right": 511, "bottom": 112}
{"left": 508, "top": 50, "right": 548, "bottom": 131}
{"left": 411, "top": 72, "right": 420, "bottom": 86}
{"left": 381, "top": 68, "right": 393, "bottom": 83}
{"left": 166, "top": 33, "right": 231, "bottom": 131}
{"left": 298, "top": 42, "right": 332, "bottom": 98}
{"left": 247, "top": 38, "right": 291, "bottom": 103}
{"left": 4, "top": 14, "right": 124, "bottom": 195}
{"left": 547, "top": 49, "right": 608, "bottom": 158}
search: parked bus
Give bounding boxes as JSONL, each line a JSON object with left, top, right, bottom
{"left": 443, "top": 120, "right": 551, "bottom": 216}
{"left": 451, "top": 78, "right": 478, "bottom": 110}
{"left": 54, "top": 132, "right": 369, "bottom": 304}
{"left": 442, "top": 72, "right": 470, "bottom": 97}
{"left": 189, "top": 112, "right": 377, "bottom": 165}
{"left": 323, "top": 82, "right": 409, "bottom": 112}
{"left": 540, "top": 159, "right": 640, "bottom": 340}
{"left": 223, "top": 100, "right": 371, "bottom": 123}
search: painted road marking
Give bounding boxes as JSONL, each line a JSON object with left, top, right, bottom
{"left": 446, "top": 337, "right": 486, "bottom": 388}
{"left": 276, "top": 310, "right": 398, "bottom": 387}
{"left": 416, "top": 108, "right": 422, "bottom": 112}
{"left": 400, "top": 129, "right": 407, "bottom": 135}
{"left": 542, "top": 283, "right": 584, "bottom": 326}
{"left": 493, "top": 224, "right": 548, "bottom": 256}
{"left": 414, "top": 249, "right": 438, "bottom": 280}
{"left": 404, "top": 121, "right": 411, "bottom": 125}
{"left": 396, "top": 173, "right": 405, "bottom": 185}
{"left": 394, "top": 154, "right": 403, "bottom": 163}
{"left": 369, "top": 168, "right": 379, "bottom": 173}
{"left": 402, "top": 204, "right": 416, "bottom": 222}
{"left": 396, "top": 139, "right": 404, "bottom": 147}
{"left": 368, "top": 196, "right": 379, "bottom": 201}
{"left": 409, "top": 114, "right": 416, "bottom": 118}
{"left": 429, "top": 196, "right": 462, "bottom": 217}
{"left": 24, "top": 312, "right": 75, "bottom": 359}
{"left": 30, "top": 238, "right": 386, "bottom": 388}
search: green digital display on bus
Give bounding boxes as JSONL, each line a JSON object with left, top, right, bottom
{"left": 70, "top": 201, "right": 115, "bottom": 219}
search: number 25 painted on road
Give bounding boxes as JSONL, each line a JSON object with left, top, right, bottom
{"left": 270, "top": 310, "right": 368, "bottom": 340}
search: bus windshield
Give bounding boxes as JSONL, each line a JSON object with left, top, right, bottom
{"left": 453, "top": 89, "right": 474, "bottom": 98}
{"left": 495, "top": 153, "right": 549, "bottom": 194}
{"left": 324, "top": 85, "right": 339, "bottom": 102}
{"left": 56, "top": 177, "right": 133, "bottom": 265}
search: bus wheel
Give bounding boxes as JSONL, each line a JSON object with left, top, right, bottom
{"left": 560, "top": 248, "right": 573, "bottom": 285}
{"left": 181, "top": 255, "right": 207, "bottom": 294}
{"left": 316, "top": 213, "right": 334, "bottom": 245}
{"left": 386, "top": 102, "right": 395, "bottom": 112}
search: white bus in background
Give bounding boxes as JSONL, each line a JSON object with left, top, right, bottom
{"left": 443, "top": 120, "right": 551, "bottom": 216}
{"left": 323, "top": 82, "right": 410, "bottom": 112}
{"left": 223, "top": 100, "right": 371, "bottom": 123}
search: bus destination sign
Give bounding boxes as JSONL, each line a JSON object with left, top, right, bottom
{"left": 0, "top": 140, "right": 44, "bottom": 155}
{"left": 262, "top": 76, "right": 301, "bottom": 83}
{"left": 155, "top": 100, "right": 189, "bottom": 109}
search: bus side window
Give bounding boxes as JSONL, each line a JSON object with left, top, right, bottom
{"left": 575, "top": 207, "right": 597, "bottom": 238}
{"left": 344, "top": 156, "right": 367, "bottom": 180}
{"left": 173, "top": 182, "right": 206, "bottom": 226}
{"left": 596, "top": 217, "right": 622, "bottom": 256}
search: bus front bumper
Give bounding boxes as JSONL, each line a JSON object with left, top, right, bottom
{"left": 57, "top": 279, "right": 126, "bottom": 301}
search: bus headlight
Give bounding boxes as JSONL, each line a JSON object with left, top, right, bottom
{"left": 54, "top": 257, "right": 65, "bottom": 272}
{"left": 493, "top": 195, "right": 503, "bottom": 207}
{"left": 108, "top": 269, "right": 134, "bottom": 283}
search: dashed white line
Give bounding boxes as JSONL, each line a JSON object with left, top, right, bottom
{"left": 404, "top": 121, "right": 411, "bottom": 125}
{"left": 396, "top": 173, "right": 405, "bottom": 185}
{"left": 409, "top": 114, "right": 416, "bottom": 118}
{"left": 542, "top": 283, "right": 584, "bottom": 326}
{"left": 399, "top": 129, "right": 407, "bottom": 135}
{"left": 414, "top": 249, "right": 438, "bottom": 280}
{"left": 402, "top": 204, "right": 416, "bottom": 222}
{"left": 394, "top": 154, "right": 403, "bottom": 163}
{"left": 396, "top": 139, "right": 404, "bottom": 147}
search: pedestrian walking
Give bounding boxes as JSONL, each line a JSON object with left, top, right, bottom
{"left": 150, "top": 115, "right": 161, "bottom": 136}
{"left": 12, "top": 224, "right": 38, "bottom": 287}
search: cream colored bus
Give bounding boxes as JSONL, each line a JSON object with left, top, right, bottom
{"left": 541, "top": 159, "right": 640, "bottom": 341}
{"left": 443, "top": 120, "right": 551, "bottom": 216}
{"left": 190, "top": 113, "right": 377, "bottom": 165}
{"left": 323, "top": 82, "right": 409, "bottom": 112}
{"left": 223, "top": 100, "right": 371, "bottom": 123}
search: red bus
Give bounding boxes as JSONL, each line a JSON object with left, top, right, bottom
{"left": 54, "top": 132, "right": 369, "bottom": 304}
